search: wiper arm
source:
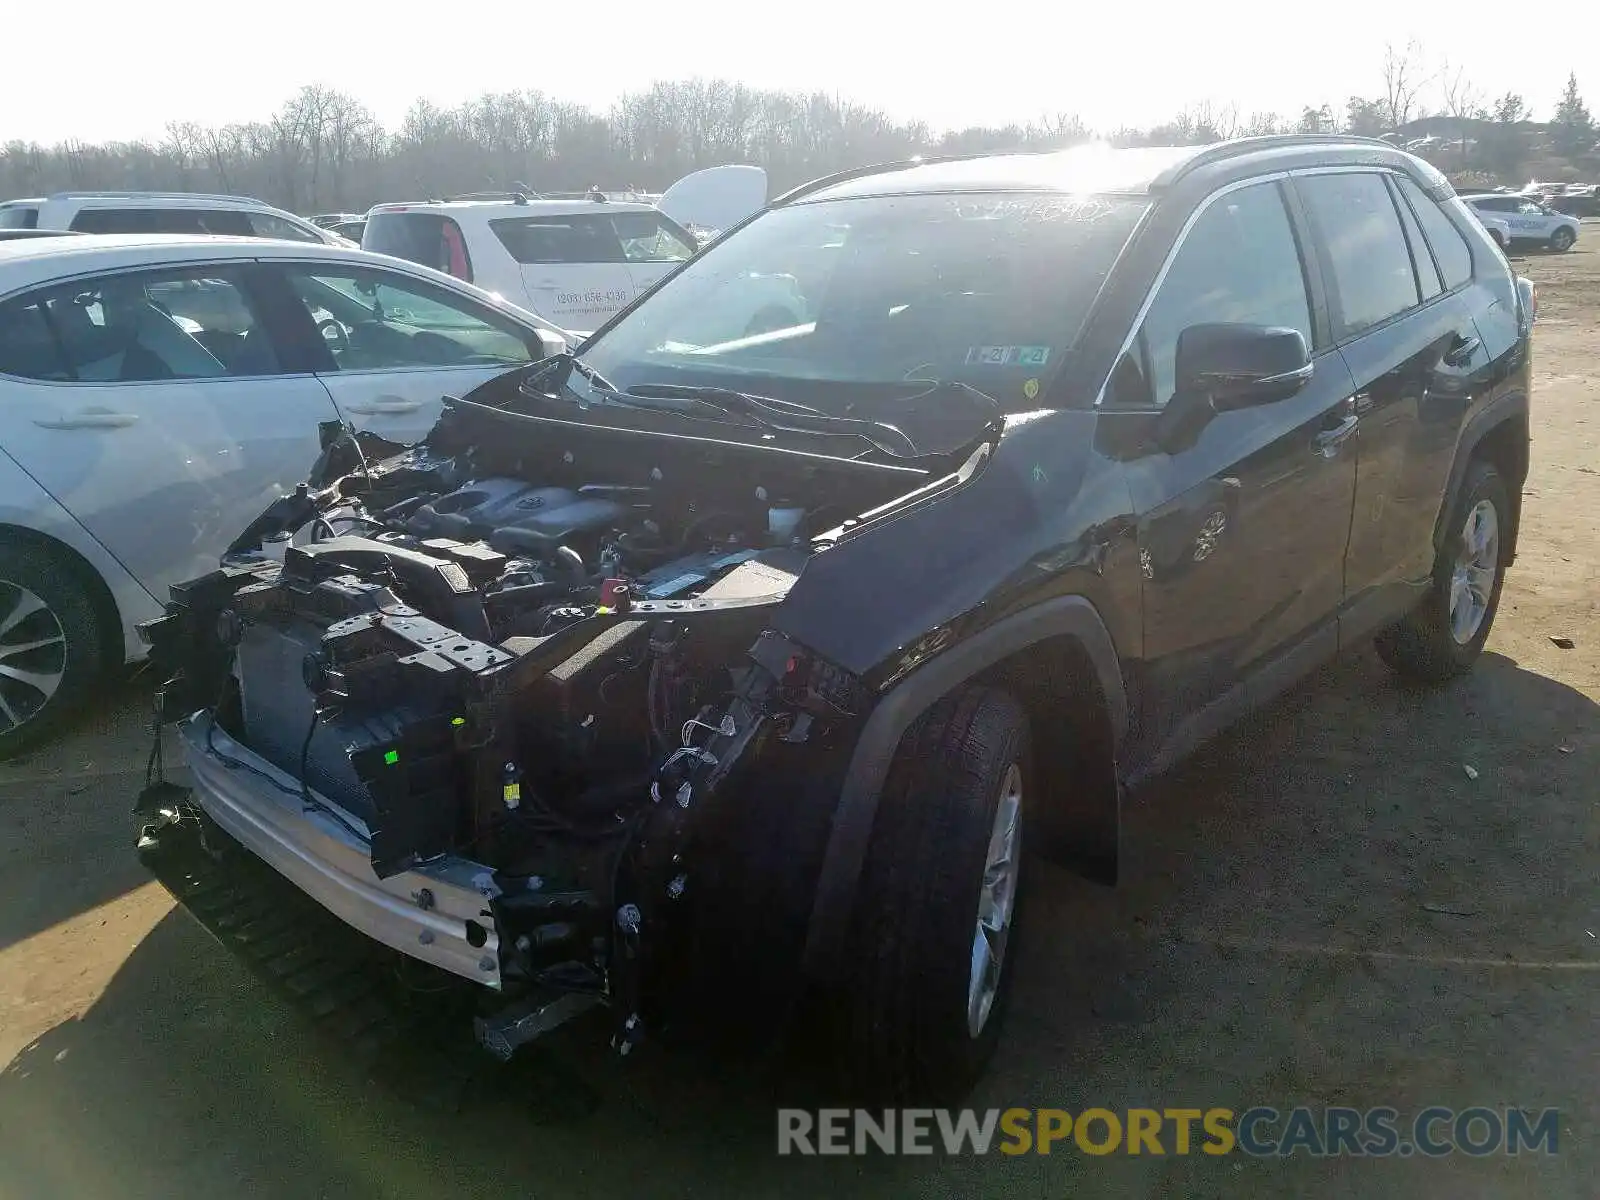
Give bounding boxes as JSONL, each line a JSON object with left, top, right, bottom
{"left": 517, "top": 351, "right": 617, "bottom": 399}
{"left": 624, "top": 383, "right": 919, "bottom": 458}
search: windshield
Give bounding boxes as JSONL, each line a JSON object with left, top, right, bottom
{"left": 571, "top": 191, "right": 1147, "bottom": 414}
{"left": 0, "top": 205, "right": 40, "bottom": 230}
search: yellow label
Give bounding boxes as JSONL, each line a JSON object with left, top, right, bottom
{"left": 503, "top": 783, "right": 521, "bottom": 802}
{"left": 1023, "top": 378, "right": 1040, "bottom": 401}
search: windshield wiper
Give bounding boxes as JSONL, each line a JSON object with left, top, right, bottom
{"left": 623, "top": 383, "right": 919, "bottom": 458}
{"left": 517, "top": 351, "right": 617, "bottom": 398}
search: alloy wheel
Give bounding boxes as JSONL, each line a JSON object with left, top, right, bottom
{"left": 968, "top": 762, "right": 1022, "bottom": 1037}
{"left": 0, "top": 581, "right": 68, "bottom": 734}
{"left": 1448, "top": 499, "right": 1499, "bottom": 645}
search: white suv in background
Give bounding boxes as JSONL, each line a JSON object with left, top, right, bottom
{"left": 0, "top": 191, "right": 353, "bottom": 247}
{"left": 361, "top": 165, "right": 770, "bottom": 332}
{"left": 1459, "top": 193, "right": 1581, "bottom": 252}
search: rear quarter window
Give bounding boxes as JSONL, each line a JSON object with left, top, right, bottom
{"left": 0, "top": 206, "right": 39, "bottom": 230}
{"left": 1397, "top": 177, "right": 1474, "bottom": 289}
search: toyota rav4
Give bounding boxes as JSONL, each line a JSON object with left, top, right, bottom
{"left": 134, "top": 135, "right": 1534, "bottom": 1100}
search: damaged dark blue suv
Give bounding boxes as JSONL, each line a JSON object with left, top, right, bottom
{"left": 136, "top": 135, "right": 1534, "bottom": 1100}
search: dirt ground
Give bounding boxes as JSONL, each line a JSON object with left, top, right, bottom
{"left": 1, "top": 232, "right": 1596, "bottom": 1200}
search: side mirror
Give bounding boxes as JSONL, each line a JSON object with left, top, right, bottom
{"left": 1154, "top": 324, "right": 1311, "bottom": 454}
{"left": 1175, "top": 323, "right": 1311, "bottom": 411}
{"left": 533, "top": 329, "right": 569, "bottom": 358}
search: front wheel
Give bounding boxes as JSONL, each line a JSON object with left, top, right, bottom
{"left": 1549, "top": 227, "right": 1576, "bottom": 252}
{"left": 842, "top": 686, "right": 1029, "bottom": 1100}
{"left": 1375, "top": 460, "right": 1510, "bottom": 683}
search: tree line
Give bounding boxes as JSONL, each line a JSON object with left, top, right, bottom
{"left": 2, "top": 52, "right": 1594, "bottom": 216}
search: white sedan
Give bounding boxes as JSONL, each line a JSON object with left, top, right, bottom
{"left": 0, "top": 233, "right": 569, "bottom": 753}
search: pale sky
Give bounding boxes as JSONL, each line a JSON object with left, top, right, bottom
{"left": 5, "top": 0, "right": 1595, "bottom": 146}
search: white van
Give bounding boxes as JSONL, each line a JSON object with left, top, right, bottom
{"left": 360, "top": 166, "right": 768, "bottom": 333}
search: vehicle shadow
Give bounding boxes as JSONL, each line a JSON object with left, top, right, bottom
{"left": 0, "top": 669, "right": 169, "bottom": 953}
{"left": 1, "top": 648, "right": 1595, "bottom": 1198}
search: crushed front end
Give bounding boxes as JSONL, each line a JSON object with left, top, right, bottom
{"left": 133, "top": 397, "right": 910, "bottom": 1060}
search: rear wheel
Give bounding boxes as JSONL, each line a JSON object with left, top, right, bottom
{"left": 842, "top": 686, "right": 1029, "bottom": 1099}
{"left": 0, "top": 543, "right": 109, "bottom": 758}
{"left": 1548, "top": 226, "right": 1575, "bottom": 252}
{"left": 1375, "top": 460, "right": 1510, "bottom": 683}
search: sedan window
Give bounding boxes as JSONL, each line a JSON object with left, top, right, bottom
{"left": 284, "top": 268, "right": 535, "bottom": 371}
{"left": 0, "top": 267, "right": 277, "bottom": 382}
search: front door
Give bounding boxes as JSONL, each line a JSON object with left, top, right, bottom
{"left": 0, "top": 263, "right": 342, "bottom": 593}
{"left": 1103, "top": 178, "right": 1359, "bottom": 767}
{"left": 272, "top": 263, "right": 539, "bottom": 444}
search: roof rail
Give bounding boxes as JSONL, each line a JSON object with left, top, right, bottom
{"left": 444, "top": 189, "right": 543, "bottom": 204}
{"left": 770, "top": 152, "right": 997, "bottom": 208}
{"left": 1150, "top": 133, "right": 1401, "bottom": 189}
{"left": 45, "top": 189, "right": 272, "bottom": 205}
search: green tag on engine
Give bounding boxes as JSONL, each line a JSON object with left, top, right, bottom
{"left": 383, "top": 749, "right": 400, "bottom": 766}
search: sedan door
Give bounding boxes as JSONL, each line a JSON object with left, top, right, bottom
{"left": 0, "top": 263, "right": 343, "bottom": 594}
{"left": 270, "top": 263, "right": 541, "bottom": 444}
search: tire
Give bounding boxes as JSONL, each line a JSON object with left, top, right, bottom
{"left": 1548, "top": 227, "right": 1575, "bottom": 253}
{"left": 842, "top": 686, "right": 1029, "bottom": 1100}
{"left": 1374, "top": 460, "right": 1510, "bottom": 684}
{"left": 0, "top": 542, "right": 109, "bottom": 759}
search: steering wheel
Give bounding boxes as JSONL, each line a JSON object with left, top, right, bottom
{"left": 317, "top": 318, "right": 350, "bottom": 354}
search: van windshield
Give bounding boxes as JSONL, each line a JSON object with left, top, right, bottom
{"left": 572, "top": 191, "right": 1147, "bottom": 414}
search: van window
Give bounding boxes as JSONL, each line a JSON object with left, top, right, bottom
{"left": 362, "top": 213, "right": 475, "bottom": 282}
{"left": 246, "top": 213, "right": 324, "bottom": 242}
{"left": 67, "top": 208, "right": 254, "bottom": 236}
{"left": 1297, "top": 173, "right": 1421, "bottom": 338}
{"left": 491, "top": 214, "right": 624, "bottom": 264}
{"left": 0, "top": 205, "right": 39, "bottom": 230}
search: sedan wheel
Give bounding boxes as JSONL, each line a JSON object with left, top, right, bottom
{"left": 0, "top": 582, "right": 69, "bottom": 734}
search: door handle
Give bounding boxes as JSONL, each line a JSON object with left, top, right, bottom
{"left": 1313, "top": 413, "right": 1359, "bottom": 457}
{"left": 1442, "top": 334, "right": 1482, "bottom": 367}
{"left": 346, "top": 400, "right": 423, "bottom": 415}
{"left": 33, "top": 409, "right": 139, "bottom": 430}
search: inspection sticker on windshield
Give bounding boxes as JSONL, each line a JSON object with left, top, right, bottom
{"left": 966, "top": 345, "right": 1051, "bottom": 367}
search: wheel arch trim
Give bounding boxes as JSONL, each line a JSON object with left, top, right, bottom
{"left": 800, "top": 593, "right": 1128, "bottom": 983}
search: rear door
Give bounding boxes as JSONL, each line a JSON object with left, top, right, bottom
{"left": 0, "top": 262, "right": 342, "bottom": 593}
{"left": 1293, "top": 171, "right": 1491, "bottom": 617}
{"left": 268, "top": 261, "right": 539, "bottom": 443}
{"left": 485, "top": 213, "right": 634, "bottom": 329}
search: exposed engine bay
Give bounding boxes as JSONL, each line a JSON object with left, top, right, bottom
{"left": 137, "top": 391, "right": 974, "bottom": 1058}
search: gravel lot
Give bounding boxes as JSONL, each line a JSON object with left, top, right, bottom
{"left": 1, "top": 231, "right": 1595, "bottom": 1199}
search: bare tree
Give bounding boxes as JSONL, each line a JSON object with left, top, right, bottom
{"left": 1381, "top": 41, "right": 1429, "bottom": 131}
{"left": 1438, "top": 61, "right": 1483, "bottom": 168}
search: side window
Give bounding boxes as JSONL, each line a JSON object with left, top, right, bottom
{"left": 0, "top": 268, "right": 276, "bottom": 382}
{"left": 1388, "top": 178, "right": 1441, "bottom": 300}
{"left": 611, "top": 213, "right": 696, "bottom": 264}
{"left": 1112, "top": 180, "right": 1312, "bottom": 409}
{"left": 246, "top": 212, "right": 324, "bottom": 243}
{"left": 490, "top": 215, "right": 625, "bottom": 264}
{"left": 0, "top": 297, "right": 72, "bottom": 380}
{"left": 1397, "top": 177, "right": 1473, "bottom": 289}
{"left": 284, "top": 267, "right": 535, "bottom": 371}
{"left": 1297, "top": 173, "right": 1420, "bottom": 338}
